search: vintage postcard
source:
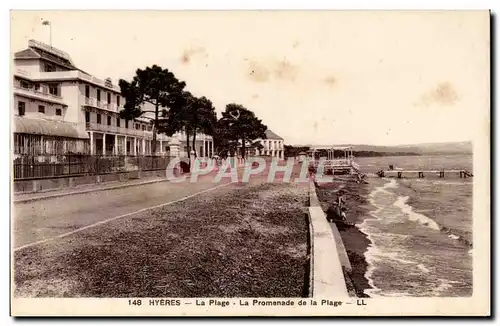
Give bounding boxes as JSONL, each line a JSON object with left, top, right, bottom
{"left": 10, "top": 10, "right": 490, "bottom": 317}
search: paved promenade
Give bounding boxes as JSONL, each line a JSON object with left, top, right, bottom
{"left": 13, "top": 171, "right": 236, "bottom": 249}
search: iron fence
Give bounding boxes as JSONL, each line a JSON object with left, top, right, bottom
{"left": 13, "top": 154, "right": 171, "bottom": 180}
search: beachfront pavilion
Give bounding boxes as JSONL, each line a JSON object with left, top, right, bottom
{"left": 306, "top": 146, "right": 358, "bottom": 175}
{"left": 308, "top": 146, "right": 354, "bottom": 163}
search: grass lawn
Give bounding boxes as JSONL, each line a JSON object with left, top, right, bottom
{"left": 14, "top": 182, "right": 309, "bottom": 298}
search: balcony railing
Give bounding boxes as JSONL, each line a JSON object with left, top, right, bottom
{"left": 84, "top": 97, "right": 116, "bottom": 111}
{"left": 85, "top": 121, "right": 170, "bottom": 141}
{"left": 83, "top": 98, "right": 124, "bottom": 112}
{"left": 323, "top": 159, "right": 355, "bottom": 167}
{"left": 13, "top": 84, "right": 65, "bottom": 103}
{"left": 13, "top": 68, "right": 121, "bottom": 93}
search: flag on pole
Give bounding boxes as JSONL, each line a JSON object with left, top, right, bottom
{"left": 42, "top": 20, "right": 50, "bottom": 25}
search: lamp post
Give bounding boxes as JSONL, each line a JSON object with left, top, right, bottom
{"left": 42, "top": 20, "right": 51, "bottom": 47}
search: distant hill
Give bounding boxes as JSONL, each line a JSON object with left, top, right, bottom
{"left": 395, "top": 141, "right": 473, "bottom": 155}
{"left": 292, "top": 141, "right": 472, "bottom": 155}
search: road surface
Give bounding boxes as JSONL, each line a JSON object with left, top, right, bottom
{"left": 13, "top": 163, "right": 306, "bottom": 250}
{"left": 13, "top": 173, "right": 238, "bottom": 249}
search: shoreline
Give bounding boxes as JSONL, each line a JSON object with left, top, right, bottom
{"left": 315, "top": 178, "right": 374, "bottom": 298}
{"left": 330, "top": 176, "right": 473, "bottom": 297}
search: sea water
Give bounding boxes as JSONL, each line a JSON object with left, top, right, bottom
{"left": 356, "top": 155, "right": 473, "bottom": 297}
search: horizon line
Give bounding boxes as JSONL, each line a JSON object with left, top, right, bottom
{"left": 286, "top": 140, "right": 473, "bottom": 147}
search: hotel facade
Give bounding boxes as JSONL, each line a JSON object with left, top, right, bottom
{"left": 12, "top": 40, "right": 214, "bottom": 159}
{"left": 237, "top": 130, "right": 285, "bottom": 159}
{"left": 255, "top": 130, "right": 285, "bottom": 159}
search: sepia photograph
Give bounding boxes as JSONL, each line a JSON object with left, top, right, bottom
{"left": 9, "top": 10, "right": 490, "bottom": 316}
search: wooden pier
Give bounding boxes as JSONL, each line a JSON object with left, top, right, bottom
{"left": 377, "top": 169, "right": 473, "bottom": 179}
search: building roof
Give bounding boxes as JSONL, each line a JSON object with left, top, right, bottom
{"left": 14, "top": 39, "right": 80, "bottom": 71}
{"left": 309, "top": 146, "right": 353, "bottom": 151}
{"left": 14, "top": 48, "right": 40, "bottom": 60}
{"left": 38, "top": 50, "right": 79, "bottom": 71}
{"left": 13, "top": 116, "right": 89, "bottom": 139}
{"left": 265, "top": 130, "right": 283, "bottom": 140}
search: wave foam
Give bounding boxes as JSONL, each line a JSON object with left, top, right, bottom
{"left": 361, "top": 178, "right": 470, "bottom": 297}
{"left": 360, "top": 179, "right": 399, "bottom": 297}
{"left": 393, "top": 196, "right": 440, "bottom": 231}
{"left": 417, "top": 264, "right": 430, "bottom": 273}
{"left": 431, "top": 279, "right": 453, "bottom": 296}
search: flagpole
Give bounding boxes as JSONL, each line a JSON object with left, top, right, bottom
{"left": 42, "top": 20, "right": 52, "bottom": 47}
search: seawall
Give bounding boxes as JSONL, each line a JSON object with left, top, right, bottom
{"left": 307, "top": 179, "right": 350, "bottom": 298}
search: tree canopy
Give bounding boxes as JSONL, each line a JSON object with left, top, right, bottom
{"left": 118, "top": 65, "right": 186, "bottom": 154}
{"left": 161, "top": 91, "right": 217, "bottom": 159}
{"left": 118, "top": 65, "right": 271, "bottom": 160}
{"left": 215, "top": 104, "right": 267, "bottom": 159}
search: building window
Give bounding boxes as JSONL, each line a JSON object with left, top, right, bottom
{"left": 117, "top": 117, "right": 121, "bottom": 127}
{"left": 44, "top": 64, "right": 55, "bottom": 72}
{"left": 56, "top": 108, "right": 62, "bottom": 116}
{"left": 125, "top": 120, "right": 129, "bottom": 128}
{"left": 107, "top": 116, "right": 111, "bottom": 126}
{"left": 18, "top": 102, "right": 25, "bottom": 116}
{"left": 34, "top": 83, "right": 41, "bottom": 91}
{"left": 142, "top": 125, "right": 146, "bottom": 131}
{"left": 107, "top": 92, "right": 111, "bottom": 104}
{"left": 97, "top": 113, "right": 101, "bottom": 124}
{"left": 38, "top": 105, "right": 45, "bottom": 113}
{"left": 97, "top": 89, "right": 101, "bottom": 102}
{"left": 48, "top": 84, "right": 58, "bottom": 96}
{"left": 85, "top": 111, "right": 90, "bottom": 123}
{"left": 135, "top": 123, "right": 139, "bottom": 130}
{"left": 85, "top": 85, "right": 90, "bottom": 98}
{"left": 20, "top": 80, "right": 30, "bottom": 89}
{"left": 117, "top": 95, "right": 120, "bottom": 106}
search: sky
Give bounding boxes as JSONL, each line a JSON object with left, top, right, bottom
{"left": 10, "top": 10, "right": 490, "bottom": 146}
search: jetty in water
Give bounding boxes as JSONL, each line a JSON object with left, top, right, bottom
{"left": 376, "top": 169, "right": 473, "bottom": 179}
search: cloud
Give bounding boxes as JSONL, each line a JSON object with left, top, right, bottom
{"left": 417, "top": 82, "right": 460, "bottom": 107}
{"left": 324, "top": 75, "right": 337, "bottom": 87}
{"left": 273, "top": 59, "right": 299, "bottom": 82}
{"left": 246, "top": 58, "right": 299, "bottom": 83}
{"left": 247, "top": 60, "right": 271, "bottom": 82}
{"left": 180, "top": 46, "right": 208, "bottom": 64}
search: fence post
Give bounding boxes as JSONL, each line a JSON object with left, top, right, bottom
{"left": 138, "top": 155, "right": 142, "bottom": 179}
{"left": 32, "top": 180, "right": 41, "bottom": 192}
{"left": 96, "top": 155, "right": 101, "bottom": 182}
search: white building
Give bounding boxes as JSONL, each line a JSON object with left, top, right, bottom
{"left": 12, "top": 39, "right": 214, "bottom": 157}
{"left": 255, "top": 130, "right": 284, "bottom": 159}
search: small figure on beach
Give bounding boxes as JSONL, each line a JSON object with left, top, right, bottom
{"left": 326, "top": 190, "right": 346, "bottom": 222}
{"left": 340, "top": 207, "right": 348, "bottom": 222}
{"left": 336, "top": 190, "right": 346, "bottom": 207}
{"left": 326, "top": 201, "right": 349, "bottom": 224}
